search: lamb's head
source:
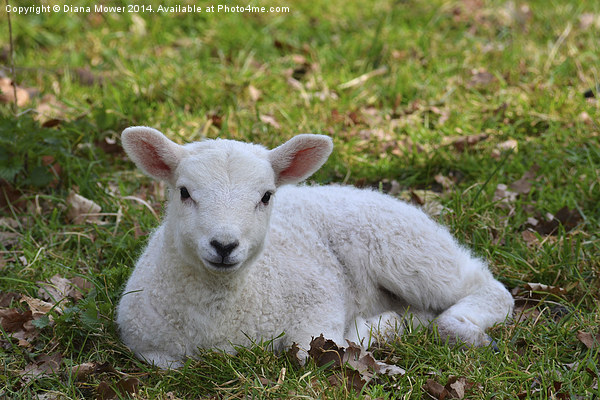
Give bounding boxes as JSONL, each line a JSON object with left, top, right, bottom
{"left": 121, "top": 127, "right": 333, "bottom": 275}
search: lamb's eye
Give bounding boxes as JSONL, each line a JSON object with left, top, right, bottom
{"left": 261, "top": 191, "right": 272, "bottom": 205}
{"left": 180, "top": 187, "right": 191, "bottom": 200}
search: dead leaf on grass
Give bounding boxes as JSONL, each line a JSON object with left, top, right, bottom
{"left": 20, "top": 295, "right": 58, "bottom": 318}
{"left": 521, "top": 282, "right": 567, "bottom": 297}
{"left": 442, "top": 133, "right": 488, "bottom": 152}
{"left": 259, "top": 114, "right": 281, "bottom": 130}
{"left": 493, "top": 184, "right": 518, "bottom": 208}
{"left": 0, "top": 292, "right": 21, "bottom": 307}
{"left": 509, "top": 165, "right": 539, "bottom": 195}
{"left": 399, "top": 190, "right": 447, "bottom": 217}
{"left": 434, "top": 174, "right": 455, "bottom": 191}
{"left": 248, "top": 85, "right": 261, "bottom": 102}
{"left": 492, "top": 139, "right": 518, "bottom": 159}
{"left": 530, "top": 206, "right": 583, "bottom": 235}
{"left": 467, "top": 69, "right": 496, "bottom": 88}
{"left": 308, "top": 335, "right": 404, "bottom": 391}
{"left": 97, "top": 377, "right": 140, "bottom": 400}
{"left": 74, "top": 67, "right": 105, "bottom": 86}
{"left": 70, "top": 361, "right": 101, "bottom": 381}
{"left": 423, "top": 376, "right": 474, "bottom": 399}
{"left": 579, "top": 13, "right": 600, "bottom": 30}
{"left": 423, "top": 378, "right": 449, "bottom": 399}
{"left": 66, "top": 191, "right": 105, "bottom": 225}
{"left": 38, "top": 274, "right": 91, "bottom": 306}
{"left": 521, "top": 229, "right": 541, "bottom": 248}
{"left": 576, "top": 331, "right": 600, "bottom": 349}
{"left": 0, "top": 77, "right": 30, "bottom": 106}
{"left": 19, "top": 353, "right": 63, "bottom": 382}
{"left": 0, "top": 308, "right": 32, "bottom": 332}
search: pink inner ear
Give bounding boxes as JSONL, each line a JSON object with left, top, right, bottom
{"left": 279, "top": 146, "right": 318, "bottom": 180}
{"left": 140, "top": 140, "right": 172, "bottom": 176}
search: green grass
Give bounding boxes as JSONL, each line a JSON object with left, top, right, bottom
{"left": 1, "top": 0, "right": 599, "bottom": 398}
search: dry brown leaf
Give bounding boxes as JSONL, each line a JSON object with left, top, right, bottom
{"left": 521, "top": 230, "right": 540, "bottom": 248}
{"left": 95, "top": 135, "right": 123, "bottom": 155}
{"left": 492, "top": 139, "right": 518, "bottom": 159}
{"left": 579, "top": 13, "right": 600, "bottom": 30}
{"left": 74, "top": 67, "right": 105, "bottom": 86}
{"left": 19, "top": 353, "right": 62, "bottom": 382}
{"left": 576, "top": 331, "right": 600, "bottom": 349}
{"left": 442, "top": 133, "right": 488, "bottom": 152}
{"left": 97, "top": 377, "right": 140, "bottom": 400}
{"left": 259, "top": 114, "right": 281, "bottom": 130}
{"left": 0, "top": 77, "right": 30, "bottom": 106}
{"left": 286, "top": 342, "right": 302, "bottom": 368}
{"left": 0, "top": 308, "right": 32, "bottom": 332}
{"left": 509, "top": 165, "right": 539, "bottom": 195}
{"left": 468, "top": 69, "right": 496, "bottom": 88}
{"left": 308, "top": 335, "right": 404, "bottom": 391}
{"left": 34, "top": 94, "right": 70, "bottom": 127}
{"left": 531, "top": 206, "right": 583, "bottom": 235}
{"left": 71, "top": 362, "right": 99, "bottom": 381}
{"left": 520, "top": 282, "right": 567, "bottom": 297}
{"left": 248, "top": 85, "right": 261, "bottom": 102}
{"left": 399, "top": 190, "right": 446, "bottom": 217}
{"left": 423, "top": 378, "right": 449, "bottom": 399}
{"left": 20, "top": 295, "right": 58, "bottom": 317}
{"left": 445, "top": 376, "right": 474, "bottom": 399}
{"left": 66, "top": 191, "right": 104, "bottom": 224}
{"left": 308, "top": 334, "right": 344, "bottom": 368}
{"left": 37, "top": 274, "right": 89, "bottom": 306}
{"left": 0, "top": 292, "right": 21, "bottom": 307}
{"left": 434, "top": 174, "right": 454, "bottom": 191}
{"left": 493, "top": 184, "right": 518, "bottom": 208}
{"left": 69, "top": 276, "right": 93, "bottom": 301}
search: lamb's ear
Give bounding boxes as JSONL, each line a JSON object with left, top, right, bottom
{"left": 269, "top": 134, "right": 333, "bottom": 186}
{"left": 121, "top": 127, "right": 184, "bottom": 184}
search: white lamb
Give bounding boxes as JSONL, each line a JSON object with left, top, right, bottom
{"left": 116, "top": 127, "right": 514, "bottom": 369}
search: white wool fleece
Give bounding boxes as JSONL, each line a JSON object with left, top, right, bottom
{"left": 116, "top": 127, "right": 514, "bottom": 369}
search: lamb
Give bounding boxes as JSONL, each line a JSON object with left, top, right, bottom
{"left": 116, "top": 126, "right": 514, "bottom": 369}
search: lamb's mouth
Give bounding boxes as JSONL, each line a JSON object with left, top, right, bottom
{"left": 205, "top": 260, "right": 240, "bottom": 270}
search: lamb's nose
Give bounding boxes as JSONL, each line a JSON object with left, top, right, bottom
{"left": 210, "top": 240, "right": 239, "bottom": 259}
